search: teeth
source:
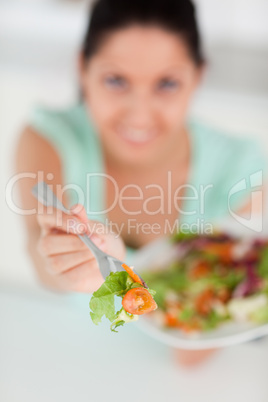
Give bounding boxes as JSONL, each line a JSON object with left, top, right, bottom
{"left": 119, "top": 128, "right": 155, "bottom": 143}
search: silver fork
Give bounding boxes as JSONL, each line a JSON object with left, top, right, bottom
{"left": 31, "top": 181, "right": 147, "bottom": 287}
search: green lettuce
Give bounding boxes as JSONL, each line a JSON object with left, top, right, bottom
{"left": 258, "top": 248, "right": 268, "bottom": 279}
{"left": 110, "top": 308, "right": 139, "bottom": 332}
{"left": 90, "top": 271, "right": 132, "bottom": 324}
{"left": 89, "top": 271, "right": 156, "bottom": 332}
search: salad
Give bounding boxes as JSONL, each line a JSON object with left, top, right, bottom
{"left": 89, "top": 263, "right": 157, "bottom": 332}
{"left": 141, "top": 232, "right": 268, "bottom": 333}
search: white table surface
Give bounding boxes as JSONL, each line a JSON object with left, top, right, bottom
{"left": 1, "top": 285, "right": 268, "bottom": 402}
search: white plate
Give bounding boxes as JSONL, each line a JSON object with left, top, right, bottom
{"left": 136, "top": 314, "right": 268, "bottom": 350}
{"left": 133, "top": 219, "right": 268, "bottom": 349}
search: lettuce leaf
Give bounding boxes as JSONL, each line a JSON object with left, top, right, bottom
{"left": 258, "top": 248, "right": 268, "bottom": 279}
{"left": 110, "top": 308, "right": 138, "bottom": 332}
{"left": 89, "top": 271, "right": 156, "bottom": 331}
{"left": 89, "top": 271, "right": 131, "bottom": 325}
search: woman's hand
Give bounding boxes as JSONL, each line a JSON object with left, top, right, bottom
{"left": 36, "top": 203, "right": 126, "bottom": 293}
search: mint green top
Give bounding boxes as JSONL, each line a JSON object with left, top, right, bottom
{"left": 29, "top": 102, "right": 268, "bottom": 263}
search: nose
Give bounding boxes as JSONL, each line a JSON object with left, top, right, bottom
{"left": 125, "top": 90, "right": 155, "bottom": 127}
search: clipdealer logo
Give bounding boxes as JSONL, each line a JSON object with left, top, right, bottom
{"left": 228, "top": 170, "right": 263, "bottom": 232}
{"left": 5, "top": 170, "right": 265, "bottom": 234}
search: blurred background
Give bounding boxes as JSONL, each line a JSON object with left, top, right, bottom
{"left": 1, "top": 0, "right": 268, "bottom": 287}
{"left": 1, "top": 1, "right": 268, "bottom": 401}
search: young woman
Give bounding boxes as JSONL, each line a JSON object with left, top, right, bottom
{"left": 16, "top": 0, "right": 266, "bottom": 365}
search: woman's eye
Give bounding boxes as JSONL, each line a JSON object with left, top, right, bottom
{"left": 105, "top": 76, "right": 127, "bottom": 89}
{"left": 157, "top": 79, "right": 179, "bottom": 91}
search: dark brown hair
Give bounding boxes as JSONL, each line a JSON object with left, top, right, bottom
{"left": 82, "top": 0, "right": 205, "bottom": 66}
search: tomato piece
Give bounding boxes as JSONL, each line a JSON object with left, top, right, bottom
{"left": 190, "top": 261, "right": 211, "bottom": 279}
{"left": 204, "top": 242, "right": 233, "bottom": 264}
{"left": 195, "top": 289, "right": 215, "bottom": 315}
{"left": 165, "top": 312, "right": 179, "bottom": 327}
{"left": 122, "top": 288, "right": 157, "bottom": 315}
{"left": 217, "top": 287, "right": 231, "bottom": 303}
{"left": 165, "top": 311, "right": 201, "bottom": 333}
{"left": 121, "top": 263, "right": 143, "bottom": 286}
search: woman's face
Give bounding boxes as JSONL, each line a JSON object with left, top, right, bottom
{"left": 80, "top": 25, "right": 203, "bottom": 169}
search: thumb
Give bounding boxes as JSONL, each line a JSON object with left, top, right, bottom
{"left": 69, "top": 203, "right": 91, "bottom": 235}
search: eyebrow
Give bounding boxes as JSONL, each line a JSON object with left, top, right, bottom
{"left": 98, "top": 62, "right": 191, "bottom": 76}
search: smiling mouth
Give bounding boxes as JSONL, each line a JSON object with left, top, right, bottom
{"left": 117, "top": 127, "right": 157, "bottom": 145}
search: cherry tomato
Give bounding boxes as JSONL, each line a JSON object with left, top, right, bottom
{"left": 122, "top": 288, "right": 157, "bottom": 315}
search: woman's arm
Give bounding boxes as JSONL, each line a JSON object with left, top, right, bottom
{"left": 15, "top": 126, "right": 68, "bottom": 290}
{"left": 15, "top": 126, "right": 125, "bottom": 293}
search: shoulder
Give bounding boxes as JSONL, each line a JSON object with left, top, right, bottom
{"left": 28, "top": 102, "right": 90, "bottom": 139}
{"left": 189, "top": 119, "right": 268, "bottom": 216}
{"left": 16, "top": 125, "right": 62, "bottom": 172}
{"left": 189, "top": 119, "right": 267, "bottom": 178}
{"left": 15, "top": 125, "right": 66, "bottom": 229}
{"left": 28, "top": 102, "right": 101, "bottom": 153}
{"left": 190, "top": 120, "right": 261, "bottom": 155}
{"left": 28, "top": 102, "right": 99, "bottom": 165}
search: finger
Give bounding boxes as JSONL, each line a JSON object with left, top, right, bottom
{"left": 46, "top": 250, "right": 94, "bottom": 275}
{"left": 60, "top": 260, "right": 104, "bottom": 293}
{"left": 50, "top": 228, "right": 66, "bottom": 234}
{"left": 70, "top": 204, "right": 89, "bottom": 225}
{"left": 70, "top": 204, "right": 99, "bottom": 236}
{"left": 36, "top": 208, "right": 87, "bottom": 235}
{"left": 38, "top": 233, "right": 88, "bottom": 256}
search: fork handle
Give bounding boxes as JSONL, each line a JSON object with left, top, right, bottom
{"left": 32, "top": 181, "right": 69, "bottom": 214}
